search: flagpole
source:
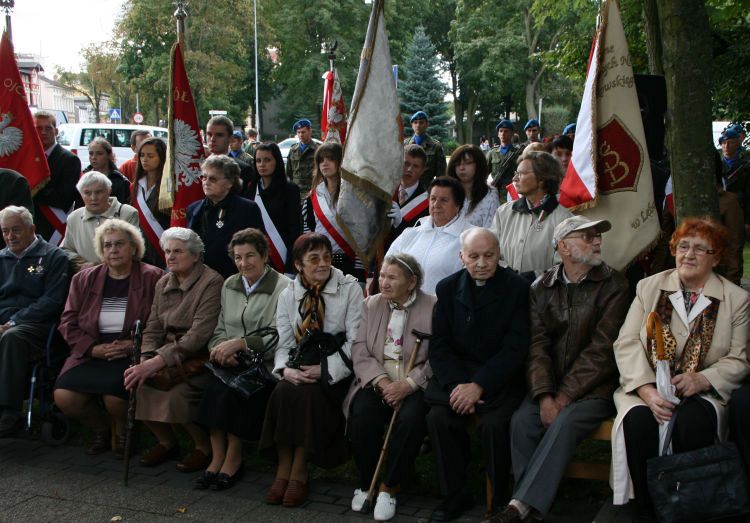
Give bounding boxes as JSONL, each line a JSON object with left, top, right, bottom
{"left": 253, "top": 0, "right": 260, "bottom": 136}
{"left": 0, "top": 0, "right": 14, "bottom": 42}
{"left": 174, "top": 0, "right": 187, "bottom": 47}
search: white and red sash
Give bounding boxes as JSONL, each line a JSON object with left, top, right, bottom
{"left": 255, "top": 184, "right": 287, "bottom": 271}
{"left": 311, "top": 186, "right": 356, "bottom": 261}
{"left": 133, "top": 184, "right": 165, "bottom": 261}
{"left": 38, "top": 204, "right": 73, "bottom": 246}
{"left": 400, "top": 191, "right": 428, "bottom": 223}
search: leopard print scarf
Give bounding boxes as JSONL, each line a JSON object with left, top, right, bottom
{"left": 646, "top": 291, "right": 719, "bottom": 374}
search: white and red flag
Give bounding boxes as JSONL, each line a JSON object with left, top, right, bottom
{"left": 159, "top": 42, "right": 206, "bottom": 227}
{"left": 559, "top": 0, "right": 659, "bottom": 270}
{"left": 336, "top": 0, "right": 403, "bottom": 263}
{"left": 0, "top": 31, "right": 50, "bottom": 193}
{"left": 322, "top": 68, "right": 347, "bottom": 144}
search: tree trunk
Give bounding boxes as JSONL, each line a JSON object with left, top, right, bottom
{"left": 454, "top": 98, "right": 465, "bottom": 144}
{"left": 655, "top": 0, "right": 718, "bottom": 221}
{"left": 525, "top": 80, "right": 538, "bottom": 120}
{"left": 465, "top": 93, "right": 477, "bottom": 144}
{"left": 643, "top": 0, "right": 664, "bottom": 75}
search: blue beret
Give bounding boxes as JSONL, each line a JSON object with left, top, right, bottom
{"left": 495, "top": 119, "right": 514, "bottom": 132}
{"left": 730, "top": 124, "right": 745, "bottom": 135}
{"left": 410, "top": 111, "right": 428, "bottom": 123}
{"left": 292, "top": 119, "right": 312, "bottom": 132}
{"left": 524, "top": 119, "right": 540, "bottom": 130}
{"left": 563, "top": 123, "right": 576, "bottom": 135}
{"left": 232, "top": 131, "right": 244, "bottom": 139}
{"left": 720, "top": 129, "right": 739, "bottom": 144}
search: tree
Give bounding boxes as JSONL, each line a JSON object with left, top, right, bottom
{"left": 399, "top": 27, "right": 449, "bottom": 140}
{"left": 57, "top": 43, "right": 123, "bottom": 123}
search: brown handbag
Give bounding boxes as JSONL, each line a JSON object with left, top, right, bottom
{"left": 145, "top": 343, "right": 208, "bottom": 391}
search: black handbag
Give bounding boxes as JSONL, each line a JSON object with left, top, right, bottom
{"left": 286, "top": 330, "right": 353, "bottom": 405}
{"left": 646, "top": 404, "right": 750, "bottom": 523}
{"left": 205, "top": 327, "right": 279, "bottom": 400}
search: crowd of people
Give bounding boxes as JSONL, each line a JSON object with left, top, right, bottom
{"left": 0, "top": 108, "right": 747, "bottom": 523}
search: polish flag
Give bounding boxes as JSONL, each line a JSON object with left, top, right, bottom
{"left": 322, "top": 68, "right": 347, "bottom": 144}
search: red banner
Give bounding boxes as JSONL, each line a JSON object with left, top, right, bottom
{"left": 321, "top": 68, "right": 347, "bottom": 144}
{"left": 0, "top": 31, "right": 50, "bottom": 194}
{"left": 161, "top": 42, "right": 206, "bottom": 227}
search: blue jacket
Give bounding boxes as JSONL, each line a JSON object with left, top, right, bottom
{"left": 187, "top": 194, "right": 264, "bottom": 279}
{"left": 0, "top": 236, "right": 71, "bottom": 326}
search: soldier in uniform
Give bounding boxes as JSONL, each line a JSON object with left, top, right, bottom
{"left": 228, "top": 131, "right": 254, "bottom": 164}
{"left": 487, "top": 119, "right": 522, "bottom": 200}
{"left": 286, "top": 119, "right": 319, "bottom": 198}
{"left": 719, "top": 128, "right": 750, "bottom": 235}
{"left": 521, "top": 119, "right": 541, "bottom": 148}
{"left": 403, "top": 111, "right": 446, "bottom": 186}
{"left": 562, "top": 123, "right": 576, "bottom": 141}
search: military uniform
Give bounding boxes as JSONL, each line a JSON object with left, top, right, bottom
{"left": 721, "top": 149, "right": 750, "bottom": 225}
{"left": 487, "top": 144, "right": 522, "bottom": 199}
{"left": 403, "top": 134, "right": 446, "bottom": 186}
{"left": 286, "top": 141, "right": 319, "bottom": 197}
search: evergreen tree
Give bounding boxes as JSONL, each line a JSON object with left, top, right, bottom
{"left": 399, "top": 26, "right": 450, "bottom": 141}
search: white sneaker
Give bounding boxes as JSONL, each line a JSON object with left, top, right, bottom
{"left": 351, "top": 488, "right": 368, "bottom": 511}
{"left": 373, "top": 491, "right": 397, "bottom": 521}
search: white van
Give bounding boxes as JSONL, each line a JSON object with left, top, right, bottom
{"left": 56, "top": 123, "right": 168, "bottom": 167}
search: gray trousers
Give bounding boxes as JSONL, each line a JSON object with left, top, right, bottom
{"left": 0, "top": 324, "right": 47, "bottom": 411}
{"left": 510, "top": 395, "right": 614, "bottom": 515}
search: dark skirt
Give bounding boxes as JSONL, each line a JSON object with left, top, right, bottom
{"left": 259, "top": 380, "right": 349, "bottom": 469}
{"left": 54, "top": 358, "right": 130, "bottom": 399}
{"left": 196, "top": 374, "right": 274, "bottom": 440}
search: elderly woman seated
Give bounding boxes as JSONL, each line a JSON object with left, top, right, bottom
{"left": 61, "top": 171, "right": 140, "bottom": 270}
{"left": 344, "top": 253, "right": 435, "bottom": 521}
{"left": 387, "top": 176, "right": 472, "bottom": 295}
{"left": 123, "top": 227, "right": 224, "bottom": 473}
{"left": 259, "top": 233, "right": 363, "bottom": 507}
{"left": 54, "top": 219, "right": 164, "bottom": 458}
{"left": 194, "top": 229, "right": 290, "bottom": 491}
{"left": 611, "top": 217, "right": 750, "bottom": 520}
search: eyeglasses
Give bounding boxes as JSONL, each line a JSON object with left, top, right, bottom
{"left": 513, "top": 170, "right": 535, "bottom": 177}
{"left": 303, "top": 252, "right": 332, "bottom": 265}
{"left": 199, "top": 175, "right": 225, "bottom": 183}
{"left": 564, "top": 231, "right": 602, "bottom": 243}
{"left": 675, "top": 242, "right": 715, "bottom": 256}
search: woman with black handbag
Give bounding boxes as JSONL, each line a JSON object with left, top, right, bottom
{"left": 259, "top": 232, "right": 363, "bottom": 508}
{"left": 193, "top": 229, "right": 290, "bottom": 491}
{"left": 611, "top": 217, "right": 750, "bottom": 521}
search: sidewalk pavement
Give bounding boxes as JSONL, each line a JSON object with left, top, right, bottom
{"left": 0, "top": 434, "right": 617, "bottom": 523}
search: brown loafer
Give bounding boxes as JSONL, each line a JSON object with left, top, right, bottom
{"left": 176, "top": 449, "right": 211, "bottom": 473}
{"left": 85, "top": 429, "right": 111, "bottom": 455}
{"left": 282, "top": 479, "right": 309, "bottom": 507}
{"left": 138, "top": 444, "right": 178, "bottom": 467}
{"left": 265, "top": 478, "right": 289, "bottom": 505}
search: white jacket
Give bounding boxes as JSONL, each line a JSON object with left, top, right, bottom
{"left": 273, "top": 267, "right": 363, "bottom": 384}
{"left": 386, "top": 214, "right": 473, "bottom": 295}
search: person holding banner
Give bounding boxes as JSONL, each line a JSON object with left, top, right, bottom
{"left": 446, "top": 144, "right": 499, "bottom": 228}
{"left": 302, "top": 142, "right": 366, "bottom": 282}
{"left": 131, "top": 137, "right": 170, "bottom": 268}
{"left": 246, "top": 143, "right": 301, "bottom": 274}
{"left": 490, "top": 151, "right": 572, "bottom": 280}
{"left": 187, "top": 155, "right": 264, "bottom": 279}
{"left": 611, "top": 217, "right": 750, "bottom": 518}
{"left": 32, "top": 111, "right": 81, "bottom": 244}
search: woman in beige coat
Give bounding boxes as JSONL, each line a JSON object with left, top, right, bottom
{"left": 124, "top": 227, "right": 223, "bottom": 473}
{"left": 344, "top": 253, "right": 435, "bottom": 521}
{"left": 611, "top": 217, "right": 750, "bottom": 519}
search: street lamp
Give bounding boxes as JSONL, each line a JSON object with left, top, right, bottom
{"left": 254, "top": 0, "right": 260, "bottom": 136}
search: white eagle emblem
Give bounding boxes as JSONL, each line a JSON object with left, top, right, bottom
{"left": 172, "top": 118, "right": 203, "bottom": 187}
{"left": 0, "top": 112, "right": 23, "bottom": 157}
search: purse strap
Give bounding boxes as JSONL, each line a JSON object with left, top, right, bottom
{"left": 245, "top": 326, "right": 279, "bottom": 355}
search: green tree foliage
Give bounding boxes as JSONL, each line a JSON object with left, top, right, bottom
{"left": 399, "top": 27, "right": 449, "bottom": 141}
{"left": 707, "top": 0, "right": 750, "bottom": 120}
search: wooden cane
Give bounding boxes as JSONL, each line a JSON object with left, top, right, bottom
{"left": 123, "top": 320, "right": 143, "bottom": 486}
{"left": 361, "top": 329, "right": 432, "bottom": 514}
{"left": 646, "top": 311, "right": 666, "bottom": 360}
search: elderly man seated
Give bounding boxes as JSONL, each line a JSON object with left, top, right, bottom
{"left": 490, "top": 216, "right": 630, "bottom": 522}
{"left": 0, "top": 206, "right": 70, "bottom": 436}
{"left": 426, "top": 227, "right": 529, "bottom": 521}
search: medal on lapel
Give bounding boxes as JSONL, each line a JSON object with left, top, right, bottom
{"left": 216, "top": 208, "right": 225, "bottom": 229}
{"left": 534, "top": 210, "right": 546, "bottom": 231}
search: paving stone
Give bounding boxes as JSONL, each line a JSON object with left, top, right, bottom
{"left": 0, "top": 490, "right": 35, "bottom": 509}
{"left": 305, "top": 501, "right": 349, "bottom": 514}
{"left": 307, "top": 491, "right": 338, "bottom": 503}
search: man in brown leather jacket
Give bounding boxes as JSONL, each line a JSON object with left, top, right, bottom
{"left": 490, "top": 216, "right": 630, "bottom": 523}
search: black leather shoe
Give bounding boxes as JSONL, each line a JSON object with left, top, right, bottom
{"left": 194, "top": 470, "right": 217, "bottom": 490}
{"left": 431, "top": 490, "right": 475, "bottom": 522}
{"left": 211, "top": 465, "right": 244, "bottom": 491}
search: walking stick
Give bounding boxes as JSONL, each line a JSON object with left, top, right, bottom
{"left": 361, "top": 329, "right": 432, "bottom": 513}
{"left": 123, "top": 320, "right": 143, "bottom": 486}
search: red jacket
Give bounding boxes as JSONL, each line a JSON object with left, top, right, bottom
{"left": 58, "top": 261, "right": 164, "bottom": 376}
